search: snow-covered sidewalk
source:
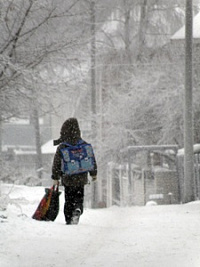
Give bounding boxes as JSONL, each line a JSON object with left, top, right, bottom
{"left": 1, "top": 184, "right": 200, "bottom": 267}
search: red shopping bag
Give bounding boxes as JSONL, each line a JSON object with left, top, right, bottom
{"left": 32, "top": 185, "right": 61, "bottom": 221}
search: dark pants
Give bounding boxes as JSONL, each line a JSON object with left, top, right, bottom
{"left": 64, "top": 186, "right": 84, "bottom": 223}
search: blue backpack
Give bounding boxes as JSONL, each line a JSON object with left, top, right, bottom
{"left": 60, "top": 140, "right": 95, "bottom": 176}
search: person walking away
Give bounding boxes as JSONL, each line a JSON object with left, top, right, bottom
{"left": 51, "top": 118, "right": 97, "bottom": 224}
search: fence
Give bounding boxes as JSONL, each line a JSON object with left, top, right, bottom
{"left": 106, "top": 145, "right": 181, "bottom": 207}
{"left": 177, "top": 151, "right": 200, "bottom": 201}
{"left": 107, "top": 145, "right": 200, "bottom": 207}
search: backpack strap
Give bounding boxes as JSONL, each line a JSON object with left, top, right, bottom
{"left": 77, "top": 139, "right": 85, "bottom": 145}
{"left": 61, "top": 142, "right": 71, "bottom": 147}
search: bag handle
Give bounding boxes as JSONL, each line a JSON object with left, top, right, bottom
{"left": 52, "top": 184, "right": 59, "bottom": 192}
{"left": 52, "top": 184, "right": 62, "bottom": 196}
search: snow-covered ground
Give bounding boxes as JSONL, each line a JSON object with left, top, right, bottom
{"left": 0, "top": 184, "right": 200, "bottom": 267}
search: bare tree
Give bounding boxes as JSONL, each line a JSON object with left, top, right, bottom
{"left": 92, "top": 0, "right": 192, "bottom": 164}
{"left": 0, "top": 0, "right": 96, "bottom": 179}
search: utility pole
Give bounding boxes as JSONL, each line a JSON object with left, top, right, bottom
{"left": 184, "top": 0, "right": 195, "bottom": 202}
{"left": 90, "top": 0, "right": 98, "bottom": 208}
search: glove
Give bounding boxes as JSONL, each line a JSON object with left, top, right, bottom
{"left": 91, "top": 176, "right": 97, "bottom": 182}
{"left": 53, "top": 180, "right": 59, "bottom": 186}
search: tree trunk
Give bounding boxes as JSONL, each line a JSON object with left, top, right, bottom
{"left": 33, "top": 108, "right": 43, "bottom": 180}
{"left": 124, "top": 0, "right": 132, "bottom": 63}
{"left": 0, "top": 114, "right": 2, "bottom": 177}
{"left": 90, "top": 0, "right": 98, "bottom": 208}
{"left": 137, "top": 0, "right": 148, "bottom": 61}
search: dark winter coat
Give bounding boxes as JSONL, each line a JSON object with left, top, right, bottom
{"left": 52, "top": 118, "right": 97, "bottom": 187}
